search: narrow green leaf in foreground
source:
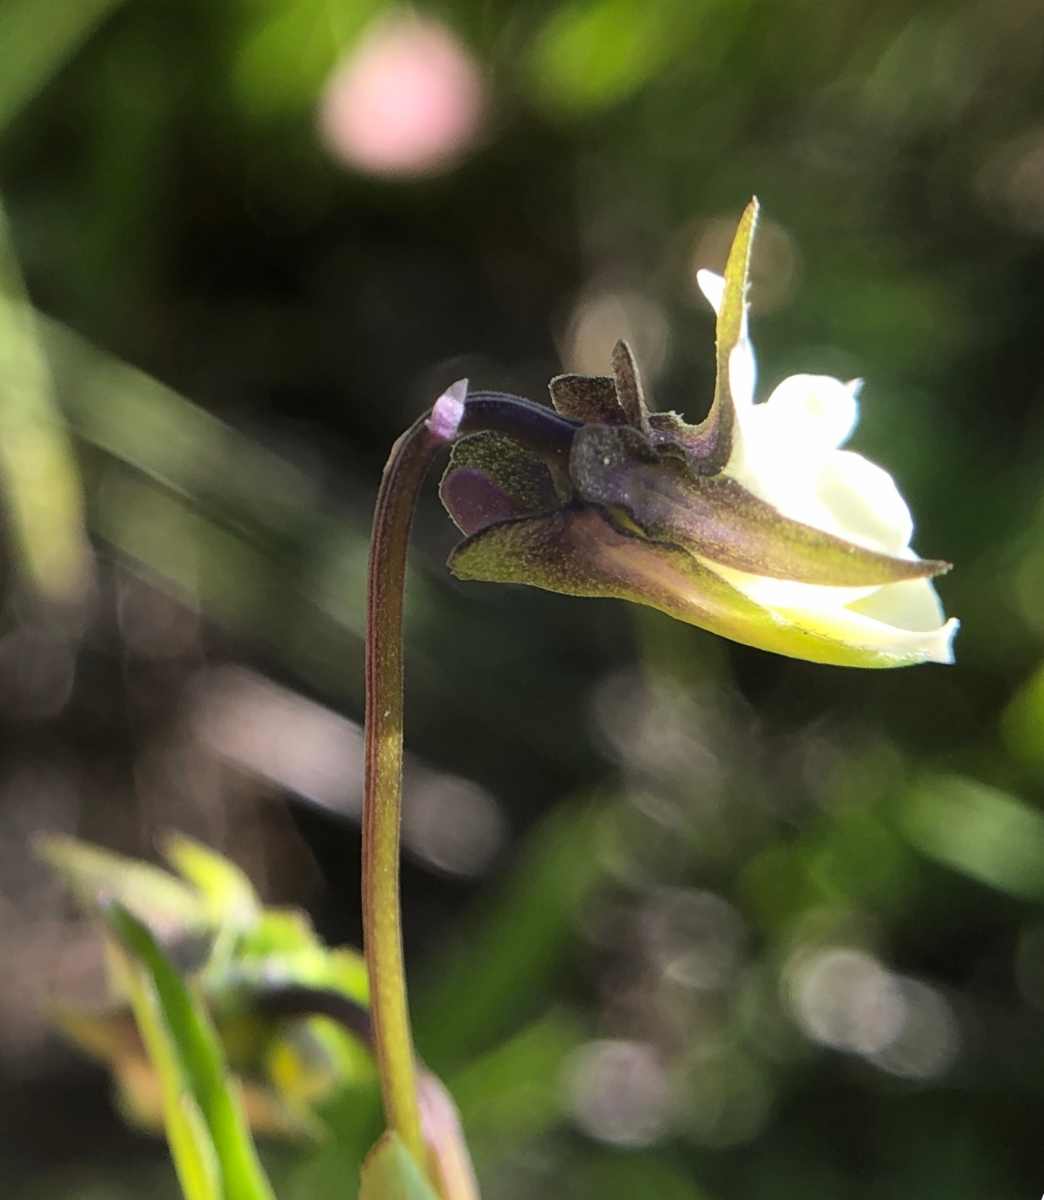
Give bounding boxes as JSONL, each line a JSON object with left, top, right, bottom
{"left": 359, "top": 1133, "right": 442, "bottom": 1200}
{"left": 0, "top": 198, "right": 93, "bottom": 602}
{"left": 105, "top": 903, "right": 276, "bottom": 1200}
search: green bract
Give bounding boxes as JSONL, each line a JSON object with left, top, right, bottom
{"left": 440, "top": 201, "right": 957, "bottom": 668}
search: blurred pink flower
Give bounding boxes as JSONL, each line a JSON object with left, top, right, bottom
{"left": 318, "top": 12, "right": 485, "bottom": 178}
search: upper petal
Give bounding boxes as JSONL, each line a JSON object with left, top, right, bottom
{"left": 723, "top": 373, "right": 916, "bottom": 559}
{"left": 753, "top": 374, "right": 860, "bottom": 453}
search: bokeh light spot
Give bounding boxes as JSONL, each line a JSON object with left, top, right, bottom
{"left": 318, "top": 11, "right": 485, "bottom": 179}
{"left": 565, "top": 1039, "right": 671, "bottom": 1146}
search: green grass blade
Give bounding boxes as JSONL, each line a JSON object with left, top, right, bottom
{"left": 106, "top": 903, "right": 276, "bottom": 1200}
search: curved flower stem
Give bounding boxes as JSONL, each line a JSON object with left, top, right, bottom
{"left": 363, "top": 381, "right": 578, "bottom": 1175}
{"left": 364, "top": 409, "right": 449, "bottom": 1169}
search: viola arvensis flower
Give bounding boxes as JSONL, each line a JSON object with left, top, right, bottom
{"left": 440, "top": 200, "right": 957, "bottom": 668}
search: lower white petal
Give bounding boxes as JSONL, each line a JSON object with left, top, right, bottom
{"left": 710, "top": 562, "right": 880, "bottom": 612}
{"left": 774, "top": 604, "right": 959, "bottom": 665}
{"left": 703, "top": 562, "right": 957, "bottom": 664}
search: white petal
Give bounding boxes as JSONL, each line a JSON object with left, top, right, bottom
{"left": 845, "top": 577, "right": 945, "bottom": 632}
{"left": 705, "top": 554, "right": 960, "bottom": 667}
{"left": 710, "top": 563, "right": 879, "bottom": 612}
{"left": 704, "top": 565, "right": 955, "bottom": 661}
{"left": 696, "top": 269, "right": 724, "bottom": 314}
{"left": 758, "top": 374, "right": 860, "bottom": 452}
{"left": 813, "top": 451, "right": 914, "bottom": 556}
{"left": 774, "top": 605, "right": 959, "bottom": 665}
{"left": 728, "top": 338, "right": 756, "bottom": 410}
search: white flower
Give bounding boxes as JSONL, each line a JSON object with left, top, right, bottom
{"left": 695, "top": 266, "right": 958, "bottom": 665}
{"left": 443, "top": 200, "right": 956, "bottom": 669}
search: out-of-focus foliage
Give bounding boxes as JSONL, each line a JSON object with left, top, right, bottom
{"left": 6, "top": 0, "right": 1044, "bottom": 1199}
{"left": 41, "top": 834, "right": 372, "bottom": 1140}
{"left": 103, "top": 901, "right": 276, "bottom": 1200}
{"left": 357, "top": 1135, "right": 440, "bottom": 1200}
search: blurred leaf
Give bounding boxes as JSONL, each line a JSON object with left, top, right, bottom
{"left": 416, "top": 802, "right": 604, "bottom": 1069}
{"left": 233, "top": 0, "right": 385, "bottom": 117}
{"left": 162, "top": 834, "right": 259, "bottom": 929}
{"left": 357, "top": 1133, "right": 440, "bottom": 1200}
{"left": 0, "top": 199, "right": 92, "bottom": 602}
{"left": 1000, "top": 662, "right": 1044, "bottom": 775}
{"left": 447, "top": 1012, "right": 580, "bottom": 1161}
{"left": 0, "top": 0, "right": 127, "bottom": 134}
{"left": 897, "top": 774, "right": 1044, "bottom": 900}
{"left": 524, "top": 0, "right": 682, "bottom": 117}
{"left": 38, "top": 834, "right": 208, "bottom": 942}
{"left": 47, "top": 834, "right": 375, "bottom": 1144}
{"left": 106, "top": 902, "right": 276, "bottom": 1200}
{"left": 41, "top": 316, "right": 317, "bottom": 541}
{"left": 580, "top": 1151, "right": 711, "bottom": 1200}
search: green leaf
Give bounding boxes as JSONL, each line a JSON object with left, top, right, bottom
{"left": 162, "top": 833, "right": 261, "bottom": 937}
{"left": 898, "top": 775, "right": 1044, "bottom": 899}
{"left": 38, "top": 835, "right": 207, "bottom": 941}
{"left": 0, "top": 0, "right": 128, "bottom": 135}
{"left": 524, "top": 0, "right": 679, "bottom": 117}
{"left": 358, "top": 1133, "right": 442, "bottom": 1200}
{"left": 0, "top": 198, "right": 92, "bottom": 601}
{"left": 105, "top": 903, "right": 276, "bottom": 1200}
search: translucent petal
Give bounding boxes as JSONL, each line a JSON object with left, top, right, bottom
{"left": 755, "top": 374, "right": 860, "bottom": 452}
{"left": 813, "top": 451, "right": 914, "bottom": 556}
{"left": 728, "top": 411, "right": 914, "bottom": 559}
{"left": 729, "top": 340, "right": 756, "bottom": 411}
{"left": 709, "top": 563, "right": 880, "bottom": 612}
{"left": 775, "top": 603, "right": 958, "bottom": 665}
{"left": 696, "top": 269, "right": 725, "bottom": 313}
{"left": 846, "top": 577, "right": 946, "bottom": 633}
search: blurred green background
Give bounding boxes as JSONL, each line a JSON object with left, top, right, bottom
{"left": 4, "top": 0, "right": 1044, "bottom": 1196}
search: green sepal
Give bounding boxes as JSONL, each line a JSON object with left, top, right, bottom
{"left": 441, "top": 431, "right": 561, "bottom": 522}
{"left": 609, "top": 340, "right": 652, "bottom": 431}
{"left": 548, "top": 373, "right": 623, "bottom": 424}
{"left": 548, "top": 342, "right": 652, "bottom": 431}
{"left": 569, "top": 423, "right": 949, "bottom": 587}
{"left": 447, "top": 506, "right": 935, "bottom": 667}
{"left": 704, "top": 196, "right": 758, "bottom": 472}
{"left": 358, "top": 1133, "right": 442, "bottom": 1200}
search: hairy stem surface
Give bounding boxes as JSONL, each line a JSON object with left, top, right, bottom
{"left": 363, "top": 385, "right": 576, "bottom": 1176}
{"left": 364, "top": 412, "right": 447, "bottom": 1169}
